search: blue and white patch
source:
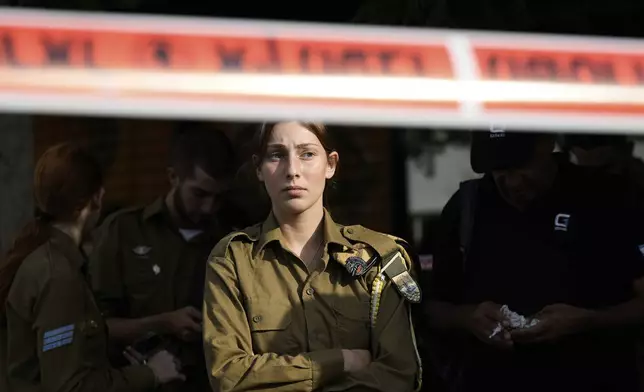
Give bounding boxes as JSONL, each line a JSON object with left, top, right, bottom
{"left": 42, "top": 324, "right": 75, "bottom": 352}
{"left": 638, "top": 244, "right": 644, "bottom": 257}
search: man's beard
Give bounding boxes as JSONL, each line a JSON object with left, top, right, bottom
{"left": 173, "top": 190, "right": 211, "bottom": 230}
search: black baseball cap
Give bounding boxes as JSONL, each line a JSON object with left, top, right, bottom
{"left": 470, "top": 128, "right": 543, "bottom": 174}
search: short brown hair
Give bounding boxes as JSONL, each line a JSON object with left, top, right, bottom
{"left": 171, "top": 122, "right": 236, "bottom": 180}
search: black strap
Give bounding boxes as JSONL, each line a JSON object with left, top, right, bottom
{"left": 459, "top": 179, "right": 480, "bottom": 268}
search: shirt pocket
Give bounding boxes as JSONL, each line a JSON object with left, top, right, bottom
{"left": 332, "top": 298, "right": 371, "bottom": 350}
{"left": 122, "top": 250, "right": 162, "bottom": 313}
{"left": 247, "top": 301, "right": 298, "bottom": 355}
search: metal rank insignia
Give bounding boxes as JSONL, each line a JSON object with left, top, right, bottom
{"left": 345, "top": 255, "right": 379, "bottom": 277}
{"left": 381, "top": 252, "right": 421, "bottom": 303}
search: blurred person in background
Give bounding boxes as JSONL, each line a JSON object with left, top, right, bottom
{"left": 203, "top": 121, "right": 422, "bottom": 391}
{"left": 563, "top": 134, "right": 644, "bottom": 190}
{"left": 426, "top": 129, "right": 644, "bottom": 392}
{"left": 0, "top": 143, "right": 182, "bottom": 392}
{"left": 564, "top": 133, "right": 644, "bottom": 392}
{"left": 89, "top": 124, "right": 237, "bottom": 392}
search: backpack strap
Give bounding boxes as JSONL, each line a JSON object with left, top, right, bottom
{"left": 458, "top": 179, "right": 480, "bottom": 266}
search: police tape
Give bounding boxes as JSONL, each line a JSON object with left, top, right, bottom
{"left": 2, "top": 7, "right": 644, "bottom": 132}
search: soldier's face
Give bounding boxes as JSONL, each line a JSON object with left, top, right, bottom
{"left": 257, "top": 122, "right": 338, "bottom": 216}
{"left": 176, "top": 166, "right": 230, "bottom": 227}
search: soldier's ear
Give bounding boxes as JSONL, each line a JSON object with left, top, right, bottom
{"left": 326, "top": 151, "right": 339, "bottom": 180}
{"left": 92, "top": 187, "right": 105, "bottom": 211}
{"left": 253, "top": 155, "right": 264, "bottom": 182}
{"left": 167, "top": 167, "right": 180, "bottom": 187}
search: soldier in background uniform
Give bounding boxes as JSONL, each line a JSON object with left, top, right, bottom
{"left": 89, "top": 125, "right": 237, "bottom": 391}
{"left": 203, "top": 121, "right": 422, "bottom": 392}
{"left": 0, "top": 143, "right": 182, "bottom": 392}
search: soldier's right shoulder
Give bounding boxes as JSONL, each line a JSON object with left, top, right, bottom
{"left": 9, "top": 244, "right": 55, "bottom": 305}
{"left": 210, "top": 223, "right": 261, "bottom": 259}
{"left": 18, "top": 244, "right": 53, "bottom": 281}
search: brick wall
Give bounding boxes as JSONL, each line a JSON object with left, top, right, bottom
{"left": 32, "top": 116, "right": 395, "bottom": 232}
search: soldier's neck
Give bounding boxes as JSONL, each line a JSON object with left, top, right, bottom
{"left": 274, "top": 204, "right": 325, "bottom": 260}
{"left": 52, "top": 221, "right": 84, "bottom": 246}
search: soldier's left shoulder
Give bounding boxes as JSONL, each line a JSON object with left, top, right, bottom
{"left": 341, "top": 225, "right": 421, "bottom": 303}
{"left": 341, "top": 225, "right": 414, "bottom": 261}
{"left": 340, "top": 224, "right": 394, "bottom": 246}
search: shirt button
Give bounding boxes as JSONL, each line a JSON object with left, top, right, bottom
{"left": 252, "top": 315, "right": 262, "bottom": 323}
{"left": 306, "top": 288, "right": 315, "bottom": 296}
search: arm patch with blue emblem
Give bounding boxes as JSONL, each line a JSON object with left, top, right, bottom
{"left": 42, "top": 324, "right": 75, "bottom": 352}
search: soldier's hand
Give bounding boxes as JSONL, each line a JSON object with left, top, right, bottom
{"left": 163, "top": 306, "right": 202, "bottom": 341}
{"left": 463, "top": 302, "right": 513, "bottom": 349}
{"left": 147, "top": 350, "right": 186, "bottom": 384}
{"left": 123, "top": 346, "right": 147, "bottom": 365}
{"left": 341, "top": 349, "right": 372, "bottom": 373}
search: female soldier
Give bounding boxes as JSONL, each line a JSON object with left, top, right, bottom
{"left": 203, "top": 122, "right": 421, "bottom": 391}
{"left": 0, "top": 143, "right": 183, "bottom": 391}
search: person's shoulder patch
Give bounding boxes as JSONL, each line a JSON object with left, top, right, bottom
{"left": 42, "top": 324, "right": 75, "bottom": 352}
{"left": 381, "top": 251, "right": 422, "bottom": 303}
{"left": 341, "top": 226, "right": 421, "bottom": 303}
{"left": 332, "top": 242, "right": 380, "bottom": 277}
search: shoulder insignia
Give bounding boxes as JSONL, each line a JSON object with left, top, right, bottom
{"left": 42, "top": 324, "right": 75, "bottom": 352}
{"left": 332, "top": 242, "right": 379, "bottom": 277}
{"left": 381, "top": 251, "right": 422, "bottom": 303}
{"left": 386, "top": 234, "right": 421, "bottom": 279}
{"left": 132, "top": 245, "right": 152, "bottom": 257}
{"left": 339, "top": 226, "right": 422, "bottom": 303}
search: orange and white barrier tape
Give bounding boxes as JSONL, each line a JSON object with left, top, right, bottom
{"left": 2, "top": 7, "right": 644, "bottom": 132}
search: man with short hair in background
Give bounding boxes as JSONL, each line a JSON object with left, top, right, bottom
{"left": 89, "top": 123, "right": 238, "bottom": 392}
{"left": 427, "top": 129, "right": 644, "bottom": 392}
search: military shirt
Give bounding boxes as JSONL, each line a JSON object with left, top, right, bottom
{"left": 203, "top": 210, "right": 419, "bottom": 392}
{"left": 3, "top": 228, "right": 155, "bottom": 392}
{"left": 89, "top": 197, "right": 227, "bottom": 391}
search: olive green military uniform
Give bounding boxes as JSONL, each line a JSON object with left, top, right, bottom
{"left": 89, "top": 197, "right": 228, "bottom": 392}
{"left": 2, "top": 228, "right": 156, "bottom": 392}
{"left": 203, "top": 210, "right": 421, "bottom": 392}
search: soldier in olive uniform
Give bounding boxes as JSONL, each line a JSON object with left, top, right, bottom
{"left": 0, "top": 143, "right": 182, "bottom": 392}
{"left": 89, "top": 127, "right": 237, "bottom": 391}
{"left": 203, "top": 122, "right": 422, "bottom": 391}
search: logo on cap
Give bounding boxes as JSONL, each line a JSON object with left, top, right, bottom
{"left": 554, "top": 213, "right": 571, "bottom": 232}
{"left": 489, "top": 125, "right": 506, "bottom": 139}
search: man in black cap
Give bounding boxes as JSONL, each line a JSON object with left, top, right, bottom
{"left": 563, "top": 134, "right": 644, "bottom": 191}
{"left": 425, "top": 128, "right": 644, "bottom": 392}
